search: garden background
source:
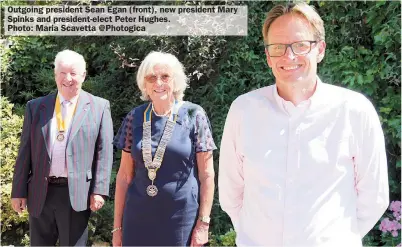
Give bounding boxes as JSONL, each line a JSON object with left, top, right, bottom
{"left": 1, "top": 0, "right": 401, "bottom": 246}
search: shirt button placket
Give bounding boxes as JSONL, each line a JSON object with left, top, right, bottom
{"left": 282, "top": 115, "right": 292, "bottom": 245}
{"left": 284, "top": 113, "right": 301, "bottom": 245}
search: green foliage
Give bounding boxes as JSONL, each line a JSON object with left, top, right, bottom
{"left": 1, "top": 37, "right": 57, "bottom": 98}
{"left": 210, "top": 229, "right": 237, "bottom": 246}
{"left": 318, "top": 3, "right": 401, "bottom": 216}
{"left": 0, "top": 98, "right": 29, "bottom": 246}
{"left": 1, "top": 0, "right": 400, "bottom": 245}
{"left": 88, "top": 202, "right": 115, "bottom": 246}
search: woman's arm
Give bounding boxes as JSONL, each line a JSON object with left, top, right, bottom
{"left": 113, "top": 151, "right": 135, "bottom": 245}
{"left": 196, "top": 151, "right": 215, "bottom": 219}
{"left": 191, "top": 151, "right": 215, "bottom": 247}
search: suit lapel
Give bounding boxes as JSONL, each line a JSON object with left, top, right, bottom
{"left": 40, "top": 94, "right": 57, "bottom": 159}
{"left": 67, "top": 91, "right": 91, "bottom": 146}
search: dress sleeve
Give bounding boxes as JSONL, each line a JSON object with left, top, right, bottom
{"left": 194, "top": 108, "right": 217, "bottom": 153}
{"left": 113, "top": 110, "right": 134, "bottom": 153}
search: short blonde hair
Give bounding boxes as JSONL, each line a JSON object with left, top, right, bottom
{"left": 54, "top": 49, "right": 86, "bottom": 73}
{"left": 136, "top": 51, "right": 188, "bottom": 101}
{"left": 262, "top": 2, "right": 325, "bottom": 44}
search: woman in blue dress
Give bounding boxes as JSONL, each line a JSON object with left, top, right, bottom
{"left": 112, "top": 51, "right": 216, "bottom": 246}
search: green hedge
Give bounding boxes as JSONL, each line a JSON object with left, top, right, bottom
{"left": 1, "top": 1, "right": 400, "bottom": 246}
{"left": 0, "top": 98, "right": 30, "bottom": 246}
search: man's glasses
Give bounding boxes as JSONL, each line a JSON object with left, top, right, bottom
{"left": 145, "top": 74, "right": 172, "bottom": 84}
{"left": 265, "top": 40, "right": 318, "bottom": 57}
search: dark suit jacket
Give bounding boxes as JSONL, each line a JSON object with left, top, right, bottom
{"left": 11, "top": 91, "right": 113, "bottom": 217}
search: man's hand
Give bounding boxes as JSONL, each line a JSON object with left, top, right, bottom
{"left": 11, "top": 198, "right": 27, "bottom": 213}
{"left": 190, "top": 221, "right": 209, "bottom": 247}
{"left": 90, "top": 194, "right": 105, "bottom": 212}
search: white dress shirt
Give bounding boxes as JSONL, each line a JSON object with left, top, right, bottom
{"left": 49, "top": 93, "right": 78, "bottom": 177}
{"left": 218, "top": 77, "right": 389, "bottom": 246}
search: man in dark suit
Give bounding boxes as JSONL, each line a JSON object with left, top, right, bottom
{"left": 11, "top": 49, "right": 113, "bottom": 246}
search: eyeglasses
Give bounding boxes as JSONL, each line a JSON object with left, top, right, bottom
{"left": 145, "top": 74, "right": 172, "bottom": 84}
{"left": 265, "top": 40, "right": 318, "bottom": 57}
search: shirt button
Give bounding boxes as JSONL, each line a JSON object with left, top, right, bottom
{"left": 45, "top": 177, "right": 48, "bottom": 181}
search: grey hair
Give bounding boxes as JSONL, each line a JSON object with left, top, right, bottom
{"left": 54, "top": 50, "right": 86, "bottom": 73}
{"left": 136, "top": 51, "right": 188, "bottom": 101}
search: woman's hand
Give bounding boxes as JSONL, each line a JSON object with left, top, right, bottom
{"left": 190, "top": 221, "right": 209, "bottom": 247}
{"left": 112, "top": 230, "right": 123, "bottom": 247}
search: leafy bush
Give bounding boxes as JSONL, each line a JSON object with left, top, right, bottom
{"left": 88, "top": 202, "right": 115, "bottom": 246}
{"left": 0, "top": 98, "right": 29, "bottom": 246}
{"left": 210, "top": 229, "right": 237, "bottom": 246}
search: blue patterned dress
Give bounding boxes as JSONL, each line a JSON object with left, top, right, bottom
{"left": 113, "top": 101, "right": 216, "bottom": 246}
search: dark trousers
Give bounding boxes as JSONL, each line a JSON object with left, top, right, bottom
{"left": 29, "top": 183, "right": 90, "bottom": 246}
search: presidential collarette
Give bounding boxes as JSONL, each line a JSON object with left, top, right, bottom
{"left": 54, "top": 95, "right": 77, "bottom": 142}
{"left": 142, "top": 100, "right": 183, "bottom": 197}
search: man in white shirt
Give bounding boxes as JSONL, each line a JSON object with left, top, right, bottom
{"left": 218, "top": 3, "right": 389, "bottom": 246}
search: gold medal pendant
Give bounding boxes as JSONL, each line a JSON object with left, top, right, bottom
{"left": 54, "top": 95, "right": 78, "bottom": 143}
{"left": 146, "top": 184, "right": 158, "bottom": 197}
{"left": 57, "top": 133, "right": 65, "bottom": 141}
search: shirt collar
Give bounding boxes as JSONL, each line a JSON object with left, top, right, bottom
{"left": 272, "top": 76, "right": 324, "bottom": 115}
{"left": 309, "top": 76, "right": 324, "bottom": 105}
{"left": 58, "top": 92, "right": 79, "bottom": 106}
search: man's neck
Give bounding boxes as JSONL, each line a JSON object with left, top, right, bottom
{"left": 276, "top": 79, "right": 317, "bottom": 106}
{"left": 58, "top": 90, "right": 80, "bottom": 102}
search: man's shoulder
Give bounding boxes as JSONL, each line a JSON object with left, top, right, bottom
{"left": 27, "top": 93, "right": 55, "bottom": 107}
{"left": 83, "top": 91, "right": 109, "bottom": 106}
{"left": 232, "top": 85, "right": 274, "bottom": 107}
{"left": 321, "top": 82, "right": 375, "bottom": 113}
{"left": 321, "top": 82, "right": 360, "bottom": 97}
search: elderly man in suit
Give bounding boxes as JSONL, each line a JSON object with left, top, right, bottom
{"left": 10, "top": 49, "right": 113, "bottom": 246}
